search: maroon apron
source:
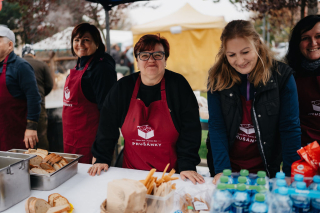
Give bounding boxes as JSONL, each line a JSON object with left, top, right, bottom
{"left": 121, "top": 75, "right": 180, "bottom": 172}
{"left": 62, "top": 57, "right": 100, "bottom": 164}
{"left": 229, "top": 96, "right": 264, "bottom": 173}
{"left": 0, "top": 55, "right": 27, "bottom": 151}
{"left": 296, "top": 76, "right": 320, "bottom": 146}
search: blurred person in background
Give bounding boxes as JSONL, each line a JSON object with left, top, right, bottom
{"left": 286, "top": 15, "right": 320, "bottom": 147}
{"left": 0, "top": 26, "right": 41, "bottom": 150}
{"left": 110, "top": 44, "right": 121, "bottom": 64}
{"left": 88, "top": 34, "right": 204, "bottom": 184}
{"left": 63, "top": 23, "right": 117, "bottom": 164}
{"left": 207, "top": 20, "right": 301, "bottom": 184}
{"left": 22, "top": 44, "right": 53, "bottom": 150}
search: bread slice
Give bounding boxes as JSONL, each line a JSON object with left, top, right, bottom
{"left": 25, "top": 197, "right": 36, "bottom": 213}
{"left": 30, "top": 156, "right": 43, "bottom": 166}
{"left": 40, "top": 163, "right": 55, "bottom": 170}
{"left": 30, "top": 164, "right": 39, "bottom": 169}
{"left": 43, "top": 153, "right": 56, "bottom": 163}
{"left": 35, "top": 153, "right": 47, "bottom": 159}
{"left": 59, "top": 158, "right": 68, "bottom": 165}
{"left": 46, "top": 169, "right": 56, "bottom": 173}
{"left": 48, "top": 156, "right": 60, "bottom": 165}
{"left": 36, "top": 149, "right": 48, "bottom": 156}
{"left": 51, "top": 156, "right": 63, "bottom": 165}
{"left": 53, "top": 163, "right": 62, "bottom": 171}
{"left": 29, "top": 198, "right": 51, "bottom": 213}
{"left": 53, "top": 196, "right": 69, "bottom": 207}
{"left": 46, "top": 204, "right": 70, "bottom": 213}
{"left": 48, "top": 193, "right": 61, "bottom": 206}
{"left": 31, "top": 168, "right": 49, "bottom": 175}
{"left": 25, "top": 149, "right": 37, "bottom": 154}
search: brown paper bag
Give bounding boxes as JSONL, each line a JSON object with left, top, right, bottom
{"left": 107, "top": 179, "right": 147, "bottom": 213}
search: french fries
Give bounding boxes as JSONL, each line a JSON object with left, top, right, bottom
{"left": 141, "top": 163, "right": 177, "bottom": 195}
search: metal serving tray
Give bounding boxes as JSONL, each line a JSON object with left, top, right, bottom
{"left": 8, "top": 149, "right": 82, "bottom": 191}
{"left": 0, "top": 151, "right": 35, "bottom": 212}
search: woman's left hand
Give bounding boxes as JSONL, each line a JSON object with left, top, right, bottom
{"left": 180, "top": 171, "right": 205, "bottom": 185}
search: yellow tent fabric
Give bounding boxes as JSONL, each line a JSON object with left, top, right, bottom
{"left": 131, "top": 3, "right": 226, "bottom": 91}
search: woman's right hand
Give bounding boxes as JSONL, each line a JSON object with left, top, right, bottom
{"left": 212, "top": 172, "right": 223, "bottom": 185}
{"left": 87, "top": 163, "right": 109, "bottom": 176}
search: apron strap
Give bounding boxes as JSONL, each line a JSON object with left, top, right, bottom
{"left": 2, "top": 55, "right": 10, "bottom": 75}
{"left": 131, "top": 75, "right": 166, "bottom": 101}
{"left": 73, "top": 56, "right": 94, "bottom": 70}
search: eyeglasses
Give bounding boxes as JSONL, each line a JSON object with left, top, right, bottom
{"left": 137, "top": 51, "right": 165, "bottom": 61}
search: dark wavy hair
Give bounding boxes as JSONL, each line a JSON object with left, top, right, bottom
{"left": 71, "top": 23, "right": 105, "bottom": 56}
{"left": 134, "top": 34, "right": 170, "bottom": 60}
{"left": 285, "top": 15, "right": 320, "bottom": 74}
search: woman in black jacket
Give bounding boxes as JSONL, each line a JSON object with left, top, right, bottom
{"left": 62, "top": 23, "right": 117, "bottom": 164}
{"left": 285, "top": 15, "right": 320, "bottom": 147}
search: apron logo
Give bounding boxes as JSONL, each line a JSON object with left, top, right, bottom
{"left": 312, "top": 100, "right": 320, "bottom": 112}
{"left": 137, "top": 125, "right": 154, "bottom": 139}
{"left": 239, "top": 124, "right": 255, "bottom": 134}
{"left": 65, "top": 87, "right": 70, "bottom": 100}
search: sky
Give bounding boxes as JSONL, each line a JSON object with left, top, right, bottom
{"left": 128, "top": 0, "right": 251, "bottom": 26}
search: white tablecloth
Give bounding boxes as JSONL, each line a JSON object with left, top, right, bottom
{"left": 4, "top": 164, "right": 214, "bottom": 213}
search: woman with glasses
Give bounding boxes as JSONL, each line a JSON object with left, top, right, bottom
{"left": 88, "top": 34, "right": 205, "bottom": 184}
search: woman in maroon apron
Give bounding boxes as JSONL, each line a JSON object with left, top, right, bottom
{"left": 88, "top": 34, "right": 205, "bottom": 184}
{"left": 207, "top": 20, "right": 301, "bottom": 184}
{"left": 62, "top": 23, "right": 116, "bottom": 164}
{"left": 285, "top": 15, "right": 320, "bottom": 147}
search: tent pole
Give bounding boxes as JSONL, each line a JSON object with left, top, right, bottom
{"left": 105, "top": 7, "right": 111, "bottom": 54}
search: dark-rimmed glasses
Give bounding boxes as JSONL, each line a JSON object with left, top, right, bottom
{"left": 137, "top": 51, "right": 165, "bottom": 61}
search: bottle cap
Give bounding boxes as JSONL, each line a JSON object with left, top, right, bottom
{"left": 296, "top": 182, "right": 306, "bottom": 190}
{"left": 220, "top": 176, "right": 229, "bottom": 183}
{"left": 237, "top": 184, "right": 246, "bottom": 191}
{"left": 276, "top": 179, "right": 286, "bottom": 187}
{"left": 238, "top": 176, "right": 247, "bottom": 183}
{"left": 257, "top": 178, "right": 266, "bottom": 185}
{"left": 257, "top": 185, "right": 267, "bottom": 193}
{"left": 278, "top": 187, "right": 288, "bottom": 195}
{"left": 294, "top": 174, "right": 304, "bottom": 181}
{"left": 276, "top": 172, "right": 285, "bottom": 179}
{"left": 223, "top": 169, "right": 232, "bottom": 176}
{"left": 217, "top": 183, "right": 227, "bottom": 190}
{"left": 313, "top": 175, "right": 320, "bottom": 183}
{"left": 257, "top": 171, "right": 266, "bottom": 178}
{"left": 240, "top": 169, "right": 249, "bottom": 177}
{"left": 255, "top": 193, "right": 265, "bottom": 202}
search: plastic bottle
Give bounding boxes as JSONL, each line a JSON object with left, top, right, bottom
{"left": 221, "top": 176, "right": 235, "bottom": 195}
{"left": 211, "top": 183, "right": 233, "bottom": 213}
{"left": 223, "top": 169, "right": 234, "bottom": 184}
{"left": 249, "top": 193, "right": 268, "bottom": 213}
{"left": 311, "top": 185, "right": 320, "bottom": 213}
{"left": 240, "top": 169, "right": 251, "bottom": 185}
{"left": 271, "top": 187, "right": 293, "bottom": 213}
{"left": 290, "top": 174, "right": 304, "bottom": 189}
{"left": 291, "top": 182, "right": 310, "bottom": 213}
{"left": 232, "top": 184, "right": 251, "bottom": 213}
{"left": 273, "top": 179, "right": 287, "bottom": 192}
{"left": 251, "top": 178, "right": 267, "bottom": 202}
{"left": 309, "top": 175, "right": 320, "bottom": 190}
{"left": 252, "top": 171, "right": 266, "bottom": 185}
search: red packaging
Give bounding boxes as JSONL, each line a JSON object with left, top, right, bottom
{"left": 297, "top": 141, "right": 320, "bottom": 171}
{"left": 291, "top": 159, "right": 317, "bottom": 186}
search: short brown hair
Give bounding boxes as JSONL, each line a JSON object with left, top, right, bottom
{"left": 134, "top": 34, "right": 170, "bottom": 60}
{"left": 208, "top": 20, "right": 274, "bottom": 92}
{"left": 71, "top": 23, "right": 105, "bottom": 56}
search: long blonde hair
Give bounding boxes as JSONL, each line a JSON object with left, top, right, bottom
{"left": 208, "top": 20, "right": 274, "bottom": 92}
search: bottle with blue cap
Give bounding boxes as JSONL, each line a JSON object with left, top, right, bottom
{"left": 273, "top": 179, "right": 287, "bottom": 192}
{"left": 220, "top": 176, "right": 235, "bottom": 195}
{"left": 211, "top": 183, "right": 233, "bottom": 213}
{"left": 272, "top": 172, "right": 287, "bottom": 191}
{"left": 290, "top": 174, "right": 304, "bottom": 188}
{"left": 311, "top": 184, "right": 320, "bottom": 213}
{"left": 271, "top": 187, "right": 293, "bottom": 213}
{"left": 309, "top": 175, "right": 320, "bottom": 190}
{"left": 223, "top": 169, "right": 234, "bottom": 184}
{"left": 240, "top": 169, "right": 251, "bottom": 185}
{"left": 232, "top": 184, "right": 251, "bottom": 213}
{"left": 249, "top": 193, "right": 268, "bottom": 213}
{"left": 290, "top": 182, "right": 310, "bottom": 213}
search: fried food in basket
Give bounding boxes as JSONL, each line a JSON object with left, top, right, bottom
{"left": 140, "top": 163, "right": 178, "bottom": 196}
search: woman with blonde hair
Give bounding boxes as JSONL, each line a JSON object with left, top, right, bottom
{"left": 207, "top": 20, "right": 301, "bottom": 184}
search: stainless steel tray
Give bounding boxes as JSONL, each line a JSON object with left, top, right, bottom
{"left": 8, "top": 149, "right": 82, "bottom": 191}
{"left": 0, "top": 151, "right": 35, "bottom": 212}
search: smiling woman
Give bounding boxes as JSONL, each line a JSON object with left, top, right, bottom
{"left": 206, "top": 20, "right": 301, "bottom": 184}
{"left": 286, "top": 15, "right": 320, "bottom": 147}
{"left": 62, "top": 23, "right": 117, "bottom": 164}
